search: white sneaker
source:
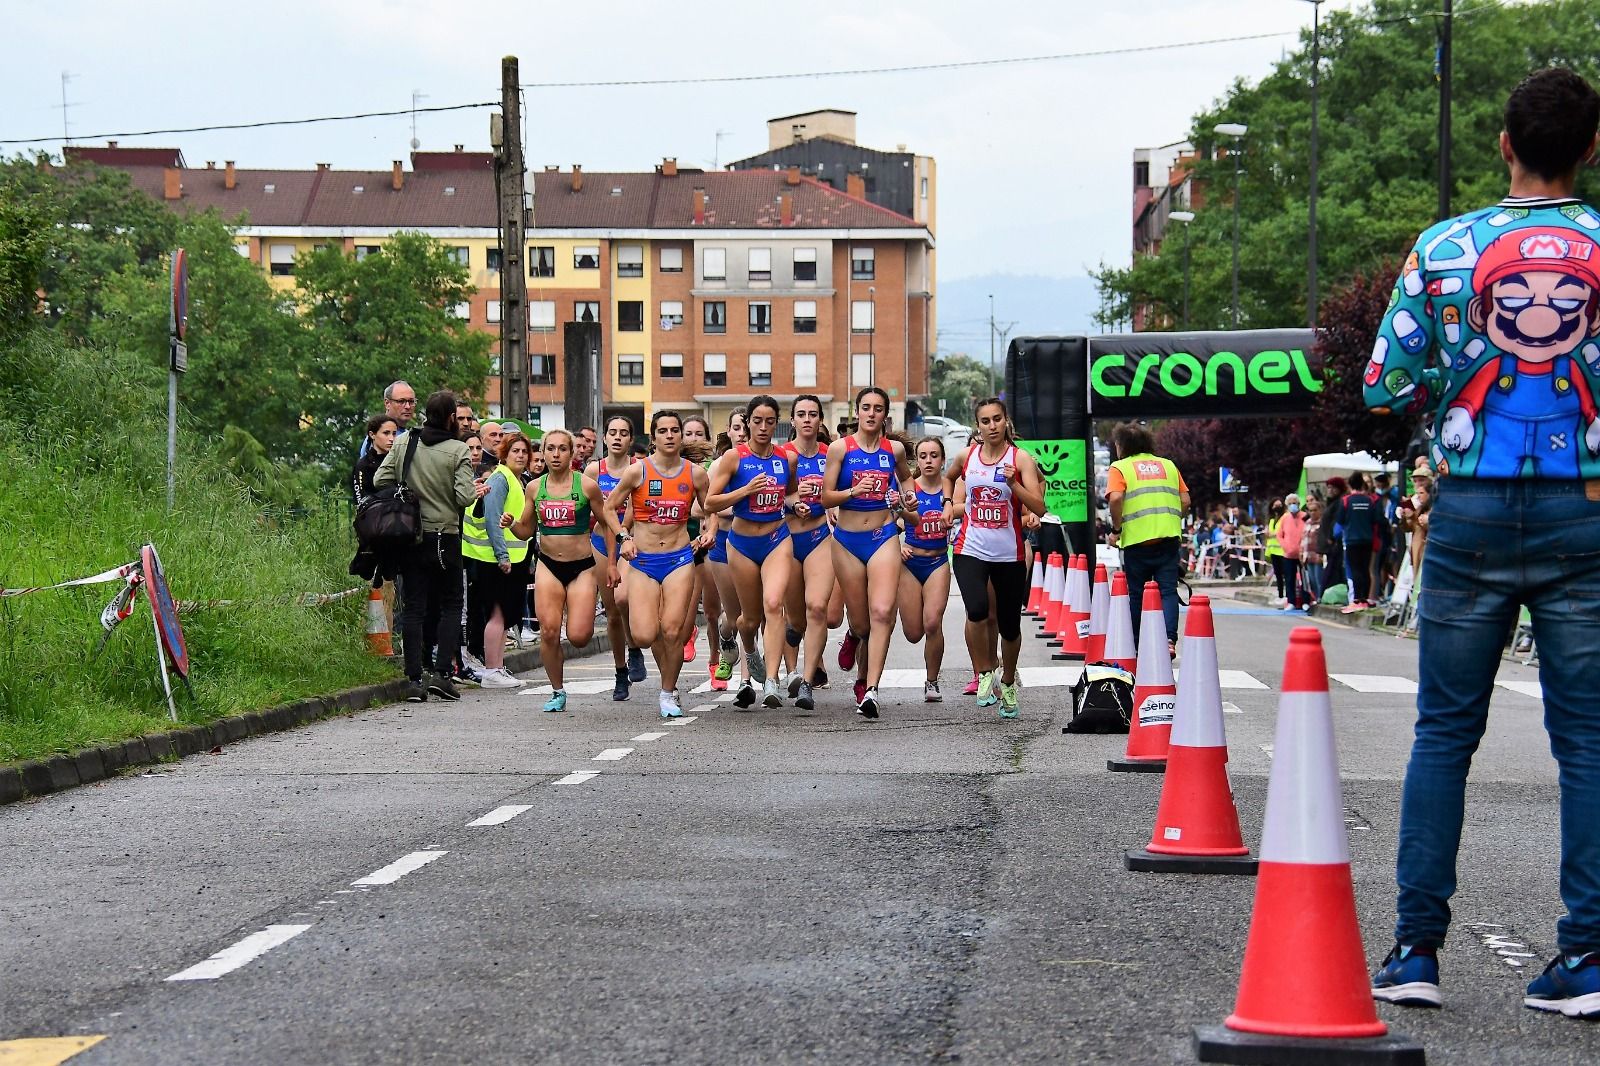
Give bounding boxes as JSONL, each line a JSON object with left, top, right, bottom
{"left": 480, "top": 668, "right": 523, "bottom": 689}
{"left": 659, "top": 689, "right": 683, "bottom": 719}
{"left": 461, "top": 650, "right": 488, "bottom": 672}
{"left": 518, "top": 626, "right": 538, "bottom": 645}
{"left": 924, "top": 680, "right": 943, "bottom": 703}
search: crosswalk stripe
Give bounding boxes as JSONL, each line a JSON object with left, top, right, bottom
{"left": 1330, "top": 674, "right": 1419, "bottom": 694}
{"left": 0, "top": 1036, "right": 107, "bottom": 1064}
{"left": 1495, "top": 679, "right": 1543, "bottom": 700}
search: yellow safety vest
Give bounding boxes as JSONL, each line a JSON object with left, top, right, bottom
{"left": 1266, "top": 517, "right": 1284, "bottom": 559}
{"left": 462, "top": 464, "right": 529, "bottom": 564}
{"left": 1111, "top": 453, "right": 1183, "bottom": 546}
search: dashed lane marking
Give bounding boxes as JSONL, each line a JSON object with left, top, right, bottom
{"left": 351, "top": 850, "right": 447, "bottom": 886}
{"left": 553, "top": 771, "right": 601, "bottom": 785}
{"left": 165, "top": 924, "right": 312, "bottom": 981}
{"left": 1330, "top": 674, "right": 1419, "bottom": 694}
{"left": 1223, "top": 702, "right": 1243, "bottom": 715}
{"left": 1216, "top": 670, "right": 1269, "bottom": 690}
{"left": 672, "top": 716, "right": 699, "bottom": 725}
{"left": 468, "top": 805, "right": 533, "bottom": 827}
{"left": 631, "top": 732, "right": 670, "bottom": 743}
{"left": 523, "top": 680, "right": 615, "bottom": 695}
{"left": 689, "top": 704, "right": 717, "bottom": 713}
{"left": 593, "top": 748, "right": 634, "bottom": 761}
{"left": 1495, "top": 679, "right": 1543, "bottom": 700}
{"left": 0, "top": 1037, "right": 109, "bottom": 1064}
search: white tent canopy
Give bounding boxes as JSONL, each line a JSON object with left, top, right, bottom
{"left": 1302, "top": 451, "right": 1399, "bottom": 487}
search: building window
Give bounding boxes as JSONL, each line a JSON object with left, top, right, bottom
{"left": 575, "top": 301, "right": 600, "bottom": 324}
{"left": 618, "top": 355, "right": 645, "bottom": 387}
{"left": 703, "top": 247, "right": 726, "bottom": 282}
{"left": 793, "top": 300, "right": 817, "bottom": 334}
{"left": 748, "top": 353, "right": 772, "bottom": 388}
{"left": 617, "top": 244, "right": 644, "bottom": 278}
{"left": 529, "top": 354, "right": 557, "bottom": 386}
{"left": 920, "top": 176, "right": 929, "bottom": 199}
{"left": 660, "top": 353, "right": 684, "bottom": 380}
{"left": 660, "top": 300, "right": 684, "bottom": 327}
{"left": 660, "top": 247, "right": 684, "bottom": 273}
{"left": 487, "top": 300, "right": 502, "bottom": 323}
{"left": 851, "top": 353, "right": 874, "bottom": 387}
{"left": 486, "top": 247, "right": 503, "bottom": 272}
{"left": 354, "top": 244, "right": 380, "bottom": 261}
{"left": 530, "top": 246, "right": 556, "bottom": 277}
{"left": 851, "top": 300, "right": 875, "bottom": 333}
{"left": 748, "top": 301, "right": 772, "bottom": 335}
{"left": 574, "top": 245, "right": 600, "bottom": 270}
{"left": 748, "top": 247, "right": 771, "bottom": 284}
{"left": 704, "top": 301, "right": 726, "bottom": 334}
{"left": 703, "top": 353, "right": 727, "bottom": 388}
{"left": 269, "top": 244, "right": 296, "bottom": 276}
{"left": 851, "top": 246, "right": 875, "bottom": 280}
{"left": 793, "top": 247, "right": 817, "bottom": 283}
{"left": 234, "top": 242, "right": 251, "bottom": 258}
{"left": 794, "top": 353, "right": 818, "bottom": 388}
{"left": 448, "top": 246, "right": 470, "bottom": 267}
{"left": 618, "top": 301, "right": 644, "bottom": 332}
{"left": 451, "top": 302, "right": 471, "bottom": 320}
{"left": 529, "top": 301, "right": 556, "bottom": 332}
{"left": 491, "top": 355, "right": 502, "bottom": 374}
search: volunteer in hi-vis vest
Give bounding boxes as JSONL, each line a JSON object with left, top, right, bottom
{"left": 1105, "top": 422, "right": 1190, "bottom": 653}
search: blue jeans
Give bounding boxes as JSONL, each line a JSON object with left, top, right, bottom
{"left": 1398, "top": 478, "right": 1600, "bottom": 953}
{"left": 1120, "top": 538, "right": 1182, "bottom": 645}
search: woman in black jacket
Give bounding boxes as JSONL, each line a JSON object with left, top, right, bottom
{"left": 353, "top": 415, "right": 400, "bottom": 505}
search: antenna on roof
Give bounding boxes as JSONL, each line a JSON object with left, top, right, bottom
{"left": 410, "top": 89, "right": 428, "bottom": 151}
{"left": 55, "top": 71, "right": 79, "bottom": 150}
{"left": 706, "top": 128, "right": 730, "bottom": 170}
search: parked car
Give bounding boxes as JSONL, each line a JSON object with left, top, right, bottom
{"left": 915, "top": 415, "right": 972, "bottom": 455}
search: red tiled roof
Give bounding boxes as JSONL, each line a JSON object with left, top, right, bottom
{"left": 533, "top": 169, "right": 924, "bottom": 230}
{"left": 411, "top": 150, "right": 494, "bottom": 172}
{"left": 65, "top": 145, "right": 185, "bottom": 168}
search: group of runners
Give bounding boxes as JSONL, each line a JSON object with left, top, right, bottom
{"left": 504, "top": 387, "right": 1048, "bottom": 721}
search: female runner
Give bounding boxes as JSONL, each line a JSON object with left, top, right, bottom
{"left": 707, "top": 409, "right": 749, "bottom": 691}
{"left": 706, "top": 396, "right": 795, "bottom": 709}
{"left": 899, "top": 436, "right": 953, "bottom": 702}
{"left": 944, "top": 398, "right": 1046, "bottom": 718}
{"left": 680, "top": 415, "right": 719, "bottom": 675}
{"left": 507, "top": 430, "right": 615, "bottom": 712}
{"left": 820, "top": 387, "right": 917, "bottom": 719}
{"left": 587, "top": 415, "right": 646, "bottom": 700}
{"left": 779, "top": 395, "right": 834, "bottom": 710}
{"left": 603, "top": 411, "right": 712, "bottom": 718}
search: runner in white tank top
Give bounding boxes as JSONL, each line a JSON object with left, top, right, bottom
{"left": 952, "top": 443, "right": 1025, "bottom": 563}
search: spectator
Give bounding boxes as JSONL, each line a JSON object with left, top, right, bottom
{"left": 574, "top": 426, "right": 598, "bottom": 469}
{"left": 455, "top": 401, "right": 479, "bottom": 437}
{"left": 1300, "top": 497, "right": 1325, "bottom": 606}
{"left": 464, "top": 432, "right": 535, "bottom": 689}
{"left": 478, "top": 422, "right": 504, "bottom": 476}
{"left": 1376, "top": 471, "right": 1401, "bottom": 591}
{"left": 1266, "top": 497, "right": 1287, "bottom": 604}
{"left": 1277, "top": 493, "right": 1307, "bottom": 611}
{"left": 1320, "top": 476, "right": 1347, "bottom": 594}
{"left": 1338, "top": 472, "right": 1380, "bottom": 611}
{"left": 374, "top": 390, "right": 485, "bottom": 702}
{"left": 352, "top": 415, "right": 398, "bottom": 506}
{"left": 358, "top": 381, "right": 416, "bottom": 458}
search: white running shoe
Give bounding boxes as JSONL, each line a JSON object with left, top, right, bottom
{"left": 659, "top": 689, "right": 683, "bottom": 719}
{"left": 461, "top": 650, "right": 488, "bottom": 673}
{"left": 479, "top": 668, "right": 523, "bottom": 689}
{"left": 924, "top": 680, "right": 943, "bottom": 703}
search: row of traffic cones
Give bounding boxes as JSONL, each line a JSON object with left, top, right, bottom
{"left": 1028, "top": 554, "right": 1423, "bottom": 1062}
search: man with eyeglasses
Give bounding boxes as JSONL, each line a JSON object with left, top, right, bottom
{"left": 359, "top": 381, "right": 417, "bottom": 458}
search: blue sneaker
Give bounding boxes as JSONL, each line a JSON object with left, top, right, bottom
{"left": 1524, "top": 952, "right": 1600, "bottom": 1018}
{"left": 542, "top": 690, "right": 568, "bottom": 713}
{"left": 1371, "top": 943, "right": 1442, "bottom": 1007}
{"left": 612, "top": 668, "right": 631, "bottom": 702}
{"left": 627, "top": 646, "right": 648, "bottom": 684}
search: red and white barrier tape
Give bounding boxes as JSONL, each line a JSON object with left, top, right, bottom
{"left": 0, "top": 562, "right": 139, "bottom": 598}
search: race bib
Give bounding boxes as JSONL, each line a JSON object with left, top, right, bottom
{"left": 799, "top": 476, "right": 823, "bottom": 501}
{"left": 539, "top": 499, "right": 576, "bottom": 528}
{"left": 649, "top": 500, "right": 687, "bottom": 524}
{"left": 916, "top": 511, "right": 945, "bottom": 541}
{"left": 969, "top": 487, "right": 1010, "bottom": 529}
{"left": 851, "top": 470, "right": 888, "bottom": 500}
{"left": 751, "top": 488, "right": 784, "bottom": 514}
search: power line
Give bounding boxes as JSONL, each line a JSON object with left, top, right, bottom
{"left": 0, "top": 100, "right": 498, "bottom": 147}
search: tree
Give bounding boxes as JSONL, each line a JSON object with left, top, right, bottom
{"left": 0, "top": 166, "right": 56, "bottom": 340}
{"left": 929, "top": 353, "right": 992, "bottom": 422}
{"left": 1312, "top": 270, "right": 1419, "bottom": 462}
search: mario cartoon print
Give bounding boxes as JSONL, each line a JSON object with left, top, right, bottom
{"left": 1438, "top": 227, "right": 1600, "bottom": 478}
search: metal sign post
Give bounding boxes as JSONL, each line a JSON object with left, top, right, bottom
{"left": 167, "top": 249, "right": 188, "bottom": 511}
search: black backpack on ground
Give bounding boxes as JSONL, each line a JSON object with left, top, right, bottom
{"left": 354, "top": 434, "right": 422, "bottom": 550}
{"left": 1062, "top": 663, "right": 1135, "bottom": 734}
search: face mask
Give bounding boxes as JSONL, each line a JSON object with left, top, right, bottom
{"left": 1289, "top": 504, "right": 1300, "bottom": 514}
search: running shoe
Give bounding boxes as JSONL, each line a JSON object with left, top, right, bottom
{"left": 627, "top": 646, "right": 648, "bottom": 683}
{"left": 454, "top": 665, "right": 482, "bottom": 688}
{"left": 461, "top": 649, "right": 488, "bottom": 673}
{"left": 853, "top": 678, "right": 868, "bottom": 706}
{"left": 962, "top": 674, "right": 980, "bottom": 697}
{"left": 683, "top": 627, "right": 699, "bottom": 663}
{"left": 747, "top": 644, "right": 767, "bottom": 685}
{"left": 838, "top": 631, "right": 861, "bottom": 671}
{"left": 813, "top": 666, "right": 829, "bottom": 689}
{"left": 795, "top": 681, "right": 815, "bottom": 710}
{"left": 762, "top": 679, "right": 783, "bottom": 708}
{"left": 1370, "top": 944, "right": 1442, "bottom": 1008}
{"left": 998, "top": 679, "right": 1020, "bottom": 719}
{"left": 405, "top": 680, "right": 428, "bottom": 703}
{"left": 715, "top": 638, "right": 737, "bottom": 682}
{"left": 426, "top": 672, "right": 462, "bottom": 702}
{"left": 975, "top": 671, "right": 998, "bottom": 708}
{"left": 734, "top": 679, "right": 757, "bottom": 709}
{"left": 1524, "top": 952, "right": 1600, "bottom": 1018}
{"left": 709, "top": 673, "right": 728, "bottom": 692}
{"left": 542, "top": 690, "right": 568, "bottom": 713}
{"left": 787, "top": 671, "right": 803, "bottom": 699}
{"left": 480, "top": 668, "right": 524, "bottom": 689}
{"left": 856, "top": 686, "right": 880, "bottom": 720}
{"left": 612, "top": 668, "right": 631, "bottom": 702}
{"left": 924, "top": 680, "right": 943, "bottom": 703}
{"left": 659, "top": 689, "right": 683, "bottom": 719}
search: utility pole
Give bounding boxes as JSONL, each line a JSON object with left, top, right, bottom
{"left": 1438, "top": 0, "right": 1454, "bottom": 221}
{"left": 493, "top": 57, "right": 529, "bottom": 421}
{"left": 988, "top": 294, "right": 996, "bottom": 398}
{"left": 1304, "top": 0, "right": 1322, "bottom": 327}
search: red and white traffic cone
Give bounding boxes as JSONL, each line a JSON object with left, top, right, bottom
{"left": 1109, "top": 580, "right": 1174, "bottom": 774}
{"left": 1042, "top": 552, "right": 1066, "bottom": 639}
{"left": 1083, "top": 564, "right": 1111, "bottom": 664}
{"left": 365, "top": 586, "right": 393, "bottom": 657}
{"left": 1058, "top": 555, "right": 1090, "bottom": 658}
{"left": 1195, "top": 627, "right": 1424, "bottom": 1063}
{"left": 1126, "top": 595, "right": 1256, "bottom": 874}
{"left": 1026, "top": 554, "right": 1047, "bottom": 617}
{"left": 1102, "top": 570, "right": 1137, "bottom": 673}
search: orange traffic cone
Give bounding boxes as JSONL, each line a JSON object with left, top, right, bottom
{"left": 1125, "top": 595, "right": 1256, "bottom": 875}
{"left": 1042, "top": 553, "right": 1066, "bottom": 638}
{"left": 1194, "top": 627, "right": 1424, "bottom": 1063}
{"left": 1056, "top": 555, "right": 1089, "bottom": 658}
{"left": 1083, "top": 564, "right": 1110, "bottom": 663}
{"left": 365, "top": 586, "right": 393, "bottom": 656}
{"left": 1102, "top": 570, "right": 1137, "bottom": 673}
{"left": 1026, "top": 555, "right": 1046, "bottom": 616}
{"left": 1108, "top": 580, "right": 1174, "bottom": 774}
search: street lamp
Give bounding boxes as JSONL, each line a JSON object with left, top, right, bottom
{"left": 987, "top": 293, "right": 997, "bottom": 397}
{"left": 1296, "top": 0, "right": 1323, "bottom": 328}
{"left": 1169, "top": 210, "right": 1195, "bottom": 329}
{"left": 1215, "top": 122, "right": 1248, "bottom": 329}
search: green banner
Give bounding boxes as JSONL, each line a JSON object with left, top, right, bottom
{"left": 1017, "top": 439, "right": 1090, "bottom": 523}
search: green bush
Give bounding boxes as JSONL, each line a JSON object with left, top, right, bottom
{"left": 0, "top": 332, "right": 392, "bottom": 764}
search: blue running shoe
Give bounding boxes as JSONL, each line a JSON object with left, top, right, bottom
{"left": 612, "top": 668, "right": 631, "bottom": 702}
{"left": 627, "top": 646, "right": 648, "bottom": 684}
{"left": 542, "top": 690, "right": 568, "bottom": 713}
{"left": 1524, "top": 952, "right": 1600, "bottom": 1018}
{"left": 1371, "top": 943, "right": 1441, "bottom": 1008}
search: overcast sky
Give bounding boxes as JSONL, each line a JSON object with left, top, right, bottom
{"left": 6, "top": 0, "right": 1359, "bottom": 282}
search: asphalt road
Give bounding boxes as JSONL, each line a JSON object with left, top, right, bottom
{"left": 2, "top": 587, "right": 1596, "bottom": 1065}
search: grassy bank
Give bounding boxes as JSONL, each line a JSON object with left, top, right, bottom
{"left": 0, "top": 333, "right": 393, "bottom": 765}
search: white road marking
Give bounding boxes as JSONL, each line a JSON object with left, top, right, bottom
{"left": 1017, "top": 666, "right": 1083, "bottom": 688}
{"left": 1223, "top": 702, "right": 1243, "bottom": 715}
{"left": 1216, "top": 670, "right": 1269, "bottom": 691}
{"left": 553, "top": 771, "right": 601, "bottom": 785}
{"left": 877, "top": 669, "right": 928, "bottom": 688}
{"left": 1495, "top": 679, "right": 1543, "bottom": 700}
{"left": 688, "top": 680, "right": 714, "bottom": 693}
{"left": 689, "top": 704, "right": 717, "bottom": 713}
{"left": 593, "top": 748, "right": 633, "bottom": 761}
{"left": 351, "top": 850, "right": 447, "bottom": 886}
{"left": 1260, "top": 744, "right": 1274, "bottom": 759}
{"left": 672, "top": 716, "right": 699, "bottom": 725}
{"left": 524, "top": 680, "right": 615, "bottom": 695}
{"left": 716, "top": 694, "right": 736, "bottom": 702}
{"left": 468, "top": 804, "right": 534, "bottom": 827}
{"left": 165, "top": 924, "right": 312, "bottom": 981}
{"left": 632, "top": 732, "right": 670, "bottom": 743}
{"left": 1331, "top": 674, "right": 1419, "bottom": 694}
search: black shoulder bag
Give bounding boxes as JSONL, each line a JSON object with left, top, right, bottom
{"left": 354, "top": 434, "right": 423, "bottom": 549}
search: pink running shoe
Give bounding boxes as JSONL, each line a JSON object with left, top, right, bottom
{"left": 962, "top": 674, "right": 980, "bottom": 697}
{"left": 853, "top": 678, "right": 868, "bottom": 705}
{"left": 838, "top": 631, "right": 861, "bottom": 671}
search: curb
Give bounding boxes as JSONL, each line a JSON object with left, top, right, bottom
{"left": 0, "top": 630, "right": 614, "bottom": 809}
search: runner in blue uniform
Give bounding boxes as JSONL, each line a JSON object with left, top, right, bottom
{"left": 779, "top": 395, "right": 834, "bottom": 711}
{"left": 586, "top": 415, "right": 644, "bottom": 700}
{"left": 899, "top": 436, "right": 953, "bottom": 703}
{"left": 707, "top": 410, "right": 749, "bottom": 692}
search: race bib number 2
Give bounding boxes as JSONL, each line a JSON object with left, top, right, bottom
{"left": 851, "top": 470, "right": 887, "bottom": 499}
